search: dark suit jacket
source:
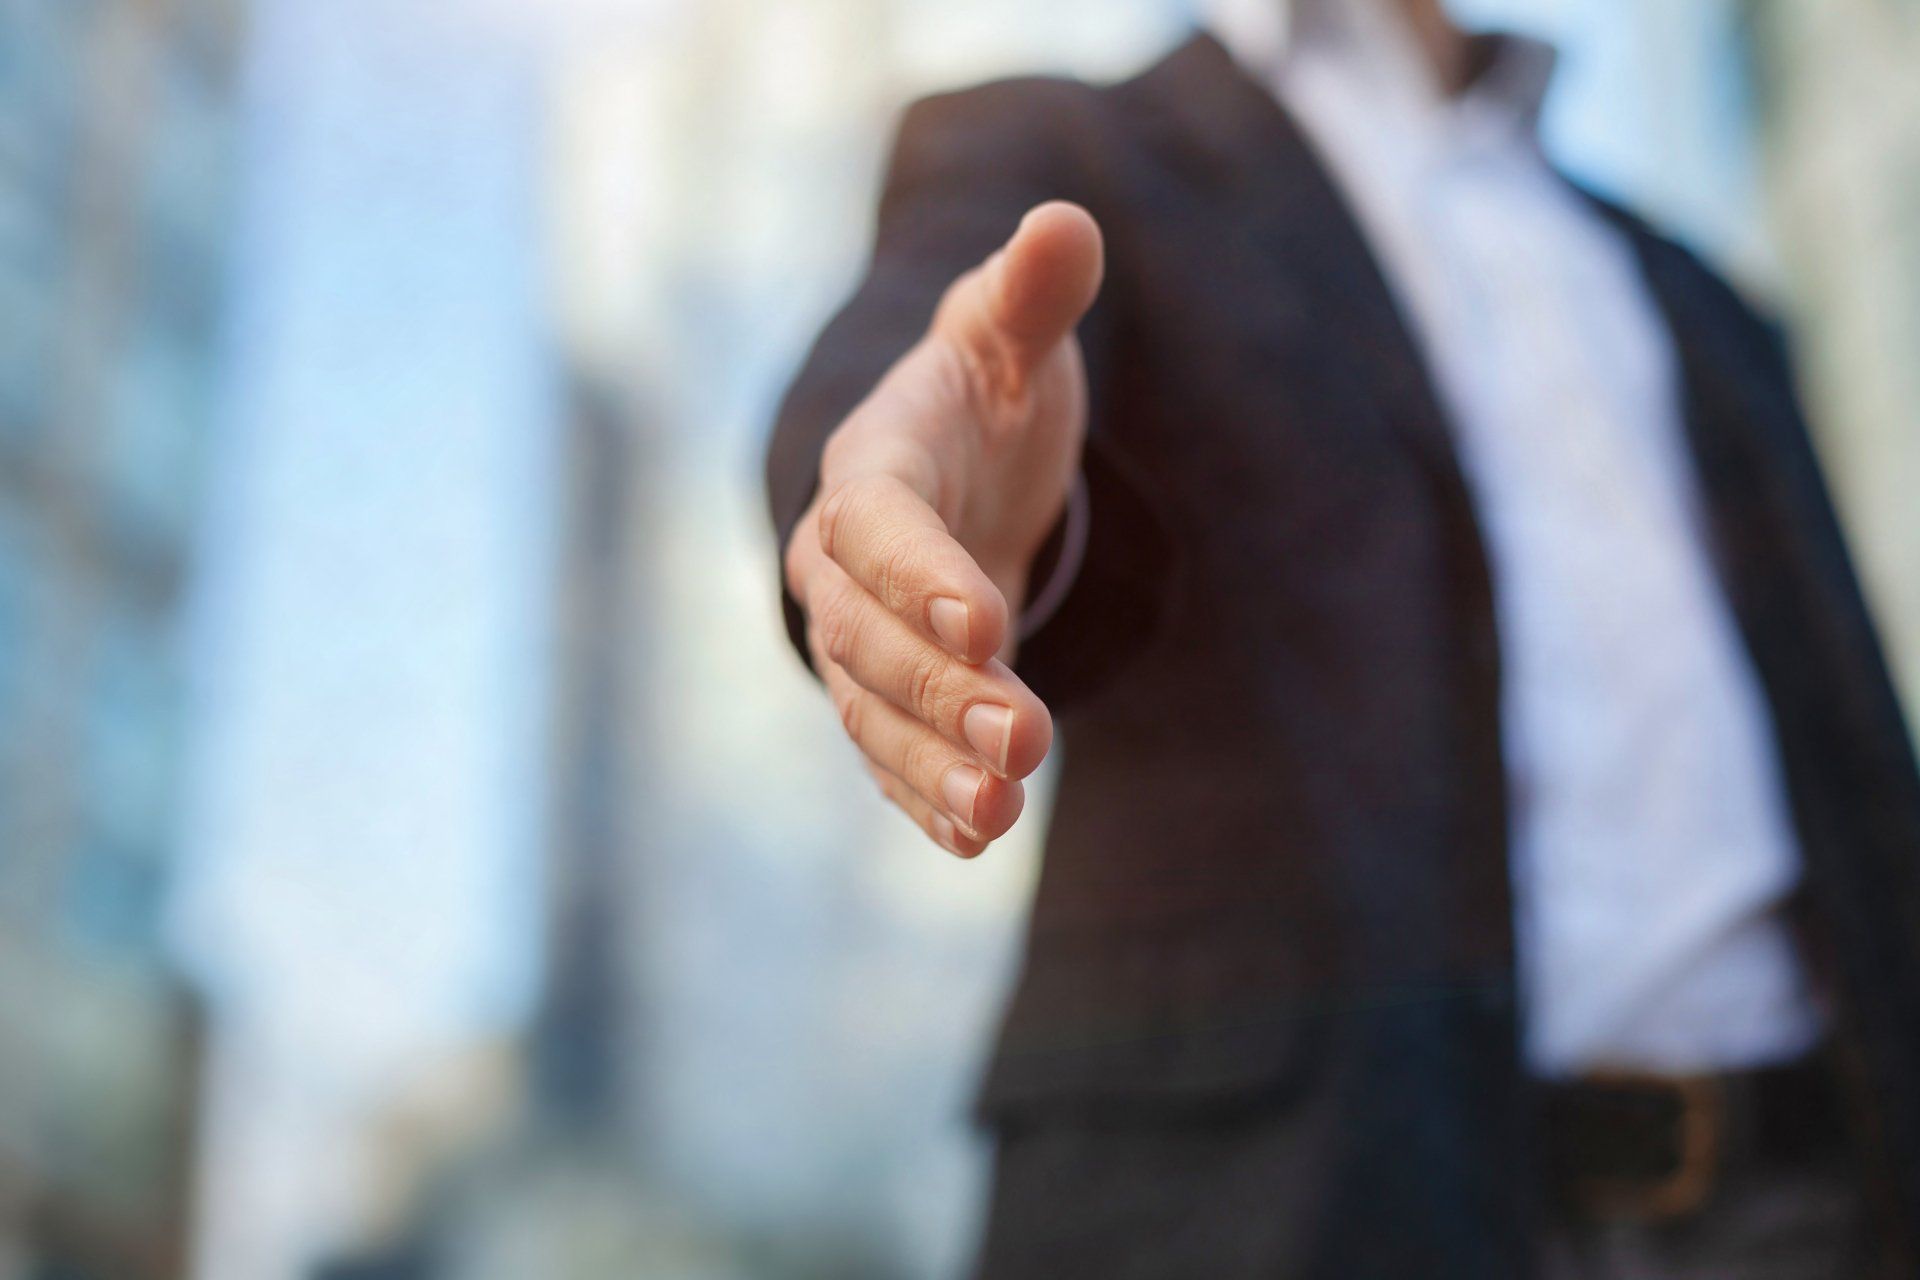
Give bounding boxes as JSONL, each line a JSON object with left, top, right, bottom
{"left": 765, "top": 32, "right": 1920, "bottom": 1279}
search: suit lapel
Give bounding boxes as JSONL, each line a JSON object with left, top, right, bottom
{"left": 1120, "top": 33, "right": 1515, "bottom": 918}
{"left": 1124, "top": 32, "right": 1474, "bottom": 497}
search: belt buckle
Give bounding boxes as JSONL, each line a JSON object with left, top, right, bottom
{"left": 1575, "top": 1070, "right": 1725, "bottom": 1222}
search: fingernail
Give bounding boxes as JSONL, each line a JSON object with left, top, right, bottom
{"left": 931, "top": 813, "right": 961, "bottom": 855}
{"left": 929, "top": 597, "right": 970, "bottom": 656}
{"left": 963, "top": 704, "right": 1013, "bottom": 774}
{"left": 942, "top": 764, "right": 985, "bottom": 829}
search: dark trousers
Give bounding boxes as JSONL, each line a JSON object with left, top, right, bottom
{"left": 971, "top": 1104, "right": 1872, "bottom": 1279}
{"left": 1540, "top": 1149, "right": 1871, "bottom": 1279}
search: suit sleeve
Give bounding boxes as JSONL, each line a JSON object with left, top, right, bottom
{"left": 764, "top": 78, "right": 1177, "bottom": 711}
{"left": 1699, "top": 272, "right": 1920, "bottom": 819}
{"left": 1670, "top": 250, "right": 1920, "bottom": 1096}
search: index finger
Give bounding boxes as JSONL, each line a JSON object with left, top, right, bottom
{"left": 816, "top": 471, "right": 1009, "bottom": 665}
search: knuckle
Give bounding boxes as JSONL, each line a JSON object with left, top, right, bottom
{"left": 814, "top": 473, "right": 863, "bottom": 557}
{"left": 899, "top": 731, "right": 947, "bottom": 791}
{"left": 935, "top": 268, "right": 976, "bottom": 316}
{"left": 813, "top": 585, "right": 860, "bottom": 668}
{"left": 836, "top": 687, "right": 865, "bottom": 742}
{"left": 818, "top": 432, "right": 858, "bottom": 490}
{"left": 933, "top": 335, "right": 990, "bottom": 426}
{"left": 782, "top": 531, "right": 813, "bottom": 597}
{"left": 949, "top": 332, "right": 997, "bottom": 409}
{"left": 879, "top": 773, "right": 920, "bottom": 820}
{"left": 871, "top": 526, "right": 923, "bottom": 607}
{"left": 938, "top": 316, "right": 1014, "bottom": 420}
{"left": 903, "top": 647, "right": 953, "bottom": 720}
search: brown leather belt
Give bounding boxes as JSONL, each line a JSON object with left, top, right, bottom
{"left": 1537, "top": 1052, "right": 1846, "bottom": 1222}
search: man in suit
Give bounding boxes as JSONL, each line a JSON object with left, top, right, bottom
{"left": 765, "top": 0, "right": 1920, "bottom": 1274}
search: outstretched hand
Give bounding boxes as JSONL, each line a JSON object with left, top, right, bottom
{"left": 783, "top": 202, "right": 1105, "bottom": 856}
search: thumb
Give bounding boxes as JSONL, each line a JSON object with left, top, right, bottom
{"left": 942, "top": 201, "right": 1105, "bottom": 379}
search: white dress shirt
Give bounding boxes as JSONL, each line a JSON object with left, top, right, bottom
{"left": 1176, "top": 0, "right": 1825, "bottom": 1076}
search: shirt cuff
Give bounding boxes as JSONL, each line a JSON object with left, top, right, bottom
{"left": 1019, "top": 471, "right": 1090, "bottom": 641}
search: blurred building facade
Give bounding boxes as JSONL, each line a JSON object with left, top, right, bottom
{"left": 172, "top": 0, "right": 558, "bottom": 1276}
{"left": 0, "top": 0, "right": 244, "bottom": 1276}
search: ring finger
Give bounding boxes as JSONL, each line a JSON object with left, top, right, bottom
{"left": 821, "top": 657, "right": 1026, "bottom": 844}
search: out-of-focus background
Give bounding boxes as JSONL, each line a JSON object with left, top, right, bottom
{"left": 0, "top": 0, "right": 1914, "bottom": 1276}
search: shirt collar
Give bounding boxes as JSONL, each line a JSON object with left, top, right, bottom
{"left": 1202, "top": 0, "right": 1557, "bottom": 141}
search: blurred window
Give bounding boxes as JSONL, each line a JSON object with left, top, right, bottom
{"left": 0, "top": 1, "right": 78, "bottom": 443}
{"left": 104, "top": 319, "right": 210, "bottom": 547}
{"left": 62, "top": 604, "right": 179, "bottom": 959}
{"left": 0, "top": 503, "right": 32, "bottom": 833}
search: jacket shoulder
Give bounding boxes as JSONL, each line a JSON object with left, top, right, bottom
{"left": 873, "top": 72, "right": 1124, "bottom": 242}
{"left": 908, "top": 70, "right": 1105, "bottom": 114}
{"left": 888, "top": 72, "right": 1113, "bottom": 168}
{"left": 1582, "top": 189, "right": 1791, "bottom": 358}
